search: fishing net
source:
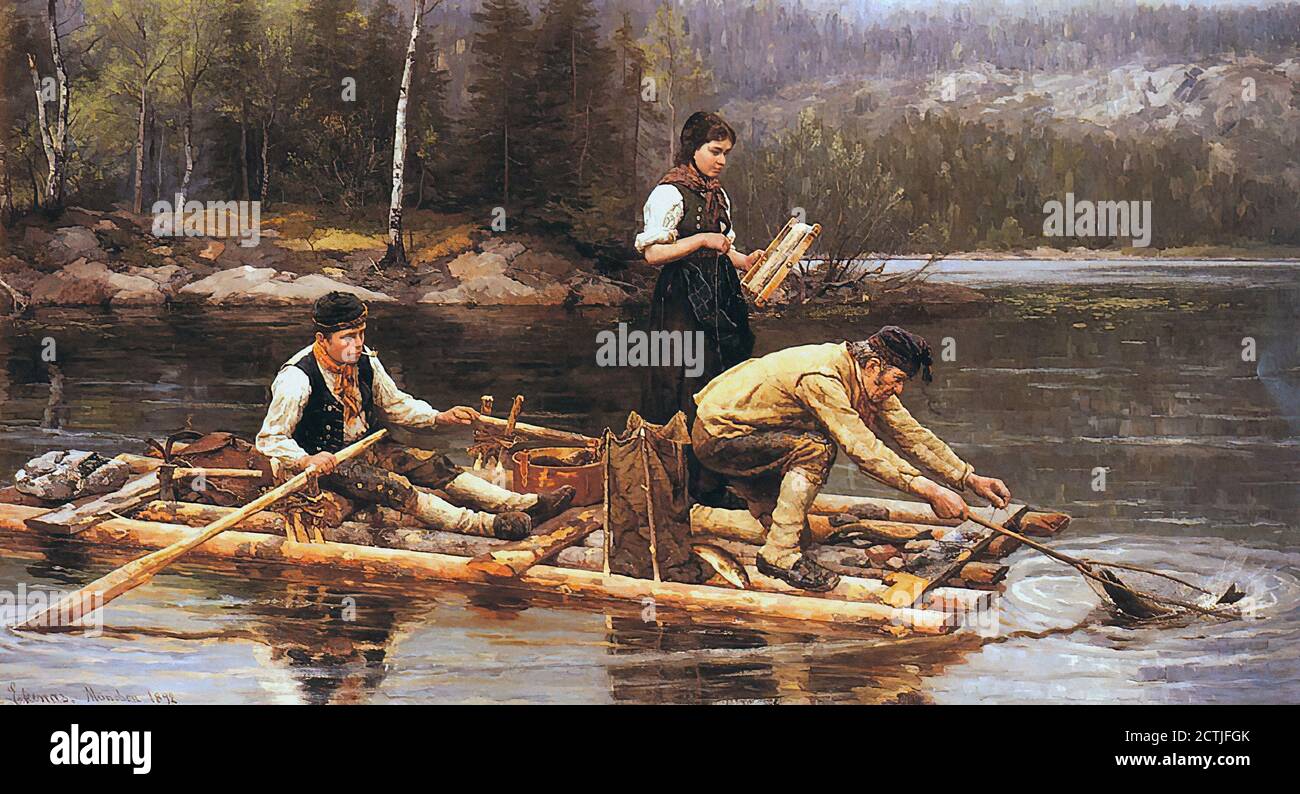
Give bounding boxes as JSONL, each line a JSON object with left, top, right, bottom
{"left": 1077, "top": 560, "right": 1246, "bottom": 622}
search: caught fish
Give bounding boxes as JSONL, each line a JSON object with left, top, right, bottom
{"left": 826, "top": 520, "right": 929, "bottom": 546}
{"left": 692, "top": 543, "right": 750, "bottom": 590}
{"left": 1095, "top": 568, "right": 1176, "bottom": 620}
{"left": 1215, "top": 583, "right": 1247, "bottom": 606}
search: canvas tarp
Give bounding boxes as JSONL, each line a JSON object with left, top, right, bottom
{"left": 603, "top": 411, "right": 701, "bottom": 582}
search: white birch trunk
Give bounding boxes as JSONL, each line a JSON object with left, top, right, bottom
{"left": 382, "top": 0, "right": 425, "bottom": 267}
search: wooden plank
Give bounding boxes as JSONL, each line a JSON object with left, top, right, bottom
{"left": 20, "top": 465, "right": 265, "bottom": 537}
{"left": 23, "top": 472, "right": 162, "bottom": 535}
{"left": 886, "top": 505, "right": 1029, "bottom": 607}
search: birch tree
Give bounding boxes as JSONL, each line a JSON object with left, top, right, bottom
{"left": 167, "top": 0, "right": 222, "bottom": 210}
{"left": 90, "top": 0, "right": 175, "bottom": 214}
{"left": 380, "top": 0, "right": 438, "bottom": 268}
{"left": 27, "top": 0, "right": 72, "bottom": 211}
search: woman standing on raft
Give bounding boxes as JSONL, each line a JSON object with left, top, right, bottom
{"left": 635, "top": 111, "right": 762, "bottom": 506}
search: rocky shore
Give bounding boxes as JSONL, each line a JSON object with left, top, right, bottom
{"left": 0, "top": 205, "right": 993, "bottom": 317}
{"left": 0, "top": 205, "right": 640, "bottom": 313}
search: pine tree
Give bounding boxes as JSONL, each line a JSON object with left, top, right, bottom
{"left": 531, "top": 0, "right": 614, "bottom": 216}
{"left": 466, "top": 0, "right": 536, "bottom": 214}
{"left": 214, "top": 0, "right": 259, "bottom": 200}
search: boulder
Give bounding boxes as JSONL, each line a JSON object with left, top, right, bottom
{"left": 22, "top": 226, "right": 52, "bottom": 248}
{"left": 0, "top": 256, "right": 44, "bottom": 294}
{"left": 419, "top": 273, "right": 568, "bottom": 306}
{"left": 446, "top": 250, "right": 509, "bottom": 280}
{"left": 29, "top": 259, "right": 118, "bottom": 306}
{"left": 179, "top": 266, "right": 278, "bottom": 303}
{"left": 46, "top": 226, "right": 104, "bottom": 266}
{"left": 242, "top": 273, "right": 394, "bottom": 304}
{"left": 107, "top": 269, "right": 168, "bottom": 305}
{"left": 512, "top": 248, "right": 575, "bottom": 278}
{"left": 215, "top": 239, "right": 284, "bottom": 269}
{"left": 14, "top": 450, "right": 132, "bottom": 501}
{"left": 29, "top": 258, "right": 169, "bottom": 306}
{"left": 180, "top": 266, "right": 393, "bottom": 305}
{"left": 572, "top": 278, "right": 633, "bottom": 306}
{"left": 480, "top": 237, "right": 527, "bottom": 261}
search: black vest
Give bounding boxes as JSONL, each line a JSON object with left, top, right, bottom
{"left": 669, "top": 185, "right": 748, "bottom": 335}
{"left": 289, "top": 352, "right": 377, "bottom": 455}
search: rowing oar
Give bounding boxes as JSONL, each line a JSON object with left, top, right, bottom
{"left": 14, "top": 429, "right": 389, "bottom": 632}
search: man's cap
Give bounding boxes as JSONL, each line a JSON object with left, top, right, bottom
{"left": 867, "top": 325, "right": 933, "bottom": 382}
{"left": 313, "top": 291, "right": 367, "bottom": 333}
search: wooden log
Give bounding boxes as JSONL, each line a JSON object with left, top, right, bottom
{"left": 985, "top": 534, "right": 1022, "bottom": 557}
{"left": 473, "top": 415, "right": 596, "bottom": 448}
{"left": 135, "top": 500, "right": 286, "bottom": 533}
{"left": 0, "top": 503, "right": 956, "bottom": 634}
{"left": 170, "top": 467, "right": 264, "bottom": 478}
{"left": 3, "top": 500, "right": 993, "bottom": 617}
{"left": 467, "top": 506, "right": 603, "bottom": 577}
{"left": 810, "top": 494, "right": 1069, "bottom": 542}
{"left": 810, "top": 494, "right": 964, "bottom": 525}
{"left": 113, "top": 447, "right": 191, "bottom": 474}
{"left": 135, "top": 491, "right": 354, "bottom": 533}
{"left": 141, "top": 497, "right": 1009, "bottom": 597}
{"left": 694, "top": 504, "right": 961, "bottom": 546}
{"left": 370, "top": 525, "right": 499, "bottom": 557}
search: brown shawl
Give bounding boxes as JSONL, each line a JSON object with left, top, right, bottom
{"left": 658, "top": 162, "right": 728, "bottom": 232}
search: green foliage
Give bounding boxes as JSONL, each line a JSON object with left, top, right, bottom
{"left": 466, "top": 0, "right": 537, "bottom": 211}
{"left": 4, "top": 0, "right": 1296, "bottom": 258}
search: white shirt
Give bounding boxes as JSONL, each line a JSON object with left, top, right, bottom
{"left": 256, "top": 345, "right": 440, "bottom": 472}
{"left": 634, "top": 184, "right": 736, "bottom": 254}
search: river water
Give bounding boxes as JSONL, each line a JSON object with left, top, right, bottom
{"left": 0, "top": 259, "right": 1296, "bottom": 704}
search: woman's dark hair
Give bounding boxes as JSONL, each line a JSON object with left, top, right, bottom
{"left": 675, "top": 111, "right": 737, "bottom": 167}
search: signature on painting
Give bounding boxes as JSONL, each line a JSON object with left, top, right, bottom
{"left": 6, "top": 682, "right": 178, "bottom": 705}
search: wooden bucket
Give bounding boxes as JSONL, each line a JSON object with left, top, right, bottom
{"left": 510, "top": 447, "right": 603, "bottom": 507}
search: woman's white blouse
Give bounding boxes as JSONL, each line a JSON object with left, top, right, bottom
{"left": 634, "top": 184, "right": 736, "bottom": 254}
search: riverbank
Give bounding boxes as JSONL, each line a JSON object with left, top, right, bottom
{"left": 5, "top": 205, "right": 1292, "bottom": 318}
{"left": 946, "top": 243, "right": 1300, "bottom": 261}
{"left": 0, "top": 204, "right": 643, "bottom": 314}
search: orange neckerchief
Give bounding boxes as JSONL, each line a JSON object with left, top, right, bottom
{"left": 312, "top": 339, "right": 363, "bottom": 426}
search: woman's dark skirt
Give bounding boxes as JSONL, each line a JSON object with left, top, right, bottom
{"left": 639, "top": 255, "right": 755, "bottom": 504}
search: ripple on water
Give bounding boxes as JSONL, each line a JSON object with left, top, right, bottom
{"left": 932, "top": 536, "right": 1300, "bottom": 703}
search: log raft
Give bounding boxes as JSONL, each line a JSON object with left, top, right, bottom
{"left": 0, "top": 491, "right": 1070, "bottom": 635}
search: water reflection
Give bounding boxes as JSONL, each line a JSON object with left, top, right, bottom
{"left": 0, "top": 267, "right": 1297, "bottom": 703}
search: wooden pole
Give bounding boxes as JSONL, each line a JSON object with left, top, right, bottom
{"left": 473, "top": 414, "right": 596, "bottom": 448}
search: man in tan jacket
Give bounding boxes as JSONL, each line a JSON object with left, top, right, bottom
{"left": 692, "top": 326, "right": 1011, "bottom": 591}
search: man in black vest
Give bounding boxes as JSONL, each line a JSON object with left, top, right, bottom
{"left": 256, "top": 292, "right": 574, "bottom": 540}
